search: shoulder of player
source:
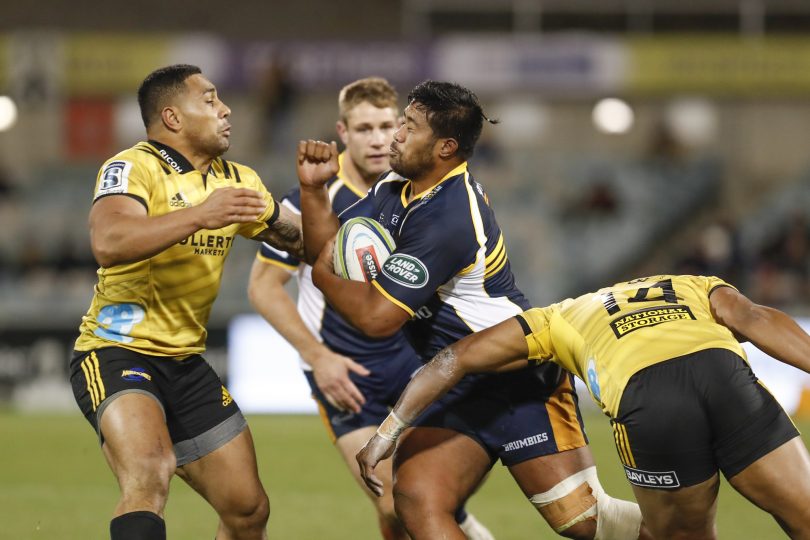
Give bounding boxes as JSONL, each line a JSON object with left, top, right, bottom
{"left": 372, "top": 170, "right": 408, "bottom": 196}
{"left": 403, "top": 174, "right": 479, "bottom": 226}
{"left": 99, "top": 144, "right": 157, "bottom": 173}
{"left": 210, "top": 157, "right": 263, "bottom": 186}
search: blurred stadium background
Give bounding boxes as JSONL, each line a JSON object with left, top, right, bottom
{"left": 2, "top": 0, "right": 810, "bottom": 537}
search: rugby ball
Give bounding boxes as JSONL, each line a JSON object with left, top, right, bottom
{"left": 333, "top": 217, "right": 395, "bottom": 282}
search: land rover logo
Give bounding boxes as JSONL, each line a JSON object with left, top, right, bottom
{"left": 382, "top": 254, "right": 429, "bottom": 288}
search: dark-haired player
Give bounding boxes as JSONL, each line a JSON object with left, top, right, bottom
{"left": 297, "top": 81, "right": 648, "bottom": 539}
{"left": 69, "top": 64, "right": 302, "bottom": 540}
{"left": 249, "top": 77, "right": 492, "bottom": 540}
{"left": 359, "top": 275, "right": 810, "bottom": 539}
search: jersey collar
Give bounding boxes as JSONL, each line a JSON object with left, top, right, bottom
{"left": 335, "top": 153, "right": 369, "bottom": 198}
{"left": 401, "top": 161, "right": 468, "bottom": 206}
{"left": 146, "top": 140, "right": 195, "bottom": 174}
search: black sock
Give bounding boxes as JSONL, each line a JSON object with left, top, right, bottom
{"left": 110, "top": 511, "right": 166, "bottom": 540}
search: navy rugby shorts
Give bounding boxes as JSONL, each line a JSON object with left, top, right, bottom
{"left": 70, "top": 347, "right": 246, "bottom": 466}
{"left": 415, "top": 364, "right": 589, "bottom": 467}
{"left": 612, "top": 348, "right": 799, "bottom": 489}
{"left": 306, "top": 345, "right": 423, "bottom": 441}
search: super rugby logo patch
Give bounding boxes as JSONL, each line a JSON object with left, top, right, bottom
{"left": 381, "top": 254, "right": 429, "bottom": 288}
{"left": 96, "top": 160, "right": 132, "bottom": 198}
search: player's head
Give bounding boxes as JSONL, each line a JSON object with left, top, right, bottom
{"left": 390, "top": 80, "right": 493, "bottom": 179}
{"left": 336, "top": 77, "right": 399, "bottom": 182}
{"left": 137, "top": 64, "right": 232, "bottom": 157}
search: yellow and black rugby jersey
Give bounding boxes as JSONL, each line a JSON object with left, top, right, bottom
{"left": 75, "top": 140, "right": 278, "bottom": 357}
{"left": 518, "top": 275, "right": 745, "bottom": 417}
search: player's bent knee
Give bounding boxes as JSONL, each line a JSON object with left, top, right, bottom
{"left": 529, "top": 466, "right": 641, "bottom": 540}
{"left": 222, "top": 490, "right": 270, "bottom": 532}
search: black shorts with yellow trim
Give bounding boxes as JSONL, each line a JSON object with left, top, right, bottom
{"left": 69, "top": 347, "right": 246, "bottom": 466}
{"left": 613, "top": 348, "right": 799, "bottom": 490}
{"left": 415, "top": 365, "right": 589, "bottom": 467}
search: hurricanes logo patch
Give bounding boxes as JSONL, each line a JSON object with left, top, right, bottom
{"left": 610, "top": 305, "right": 695, "bottom": 338}
{"left": 381, "top": 254, "right": 429, "bottom": 288}
{"left": 121, "top": 367, "right": 152, "bottom": 382}
{"left": 222, "top": 386, "right": 233, "bottom": 407}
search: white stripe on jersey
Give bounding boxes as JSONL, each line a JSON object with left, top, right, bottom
{"left": 438, "top": 275, "right": 524, "bottom": 331}
{"left": 292, "top": 178, "right": 346, "bottom": 371}
{"left": 296, "top": 264, "right": 324, "bottom": 371}
{"left": 282, "top": 198, "right": 301, "bottom": 214}
{"left": 373, "top": 171, "right": 406, "bottom": 195}
{"left": 437, "top": 171, "right": 522, "bottom": 331}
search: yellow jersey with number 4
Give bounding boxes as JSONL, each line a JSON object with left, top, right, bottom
{"left": 518, "top": 275, "right": 745, "bottom": 417}
{"left": 75, "top": 140, "right": 278, "bottom": 357}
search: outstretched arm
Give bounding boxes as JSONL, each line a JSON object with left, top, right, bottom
{"left": 247, "top": 258, "right": 370, "bottom": 412}
{"left": 710, "top": 285, "right": 810, "bottom": 374}
{"left": 356, "top": 317, "right": 530, "bottom": 496}
{"left": 297, "top": 139, "right": 341, "bottom": 264}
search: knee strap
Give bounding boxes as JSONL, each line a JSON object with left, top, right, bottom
{"left": 529, "top": 466, "right": 642, "bottom": 540}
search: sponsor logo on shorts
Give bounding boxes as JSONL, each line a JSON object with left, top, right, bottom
{"left": 502, "top": 432, "right": 549, "bottom": 452}
{"left": 121, "top": 367, "right": 152, "bottom": 382}
{"left": 221, "top": 386, "right": 233, "bottom": 407}
{"left": 623, "top": 466, "right": 680, "bottom": 488}
{"left": 332, "top": 411, "right": 357, "bottom": 426}
{"left": 610, "top": 305, "right": 696, "bottom": 338}
{"left": 381, "top": 254, "right": 429, "bottom": 288}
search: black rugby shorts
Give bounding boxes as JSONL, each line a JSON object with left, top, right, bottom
{"left": 70, "top": 347, "right": 246, "bottom": 466}
{"left": 612, "top": 348, "right": 799, "bottom": 489}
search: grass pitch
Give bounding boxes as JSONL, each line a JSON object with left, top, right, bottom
{"left": 1, "top": 411, "right": 803, "bottom": 539}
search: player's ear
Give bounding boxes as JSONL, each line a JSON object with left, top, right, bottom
{"left": 437, "top": 137, "right": 459, "bottom": 160}
{"left": 336, "top": 120, "right": 349, "bottom": 146}
{"left": 161, "top": 106, "right": 182, "bottom": 133}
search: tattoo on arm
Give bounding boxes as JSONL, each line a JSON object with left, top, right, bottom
{"left": 260, "top": 217, "right": 304, "bottom": 258}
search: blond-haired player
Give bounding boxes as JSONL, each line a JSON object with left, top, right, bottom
{"left": 249, "top": 77, "right": 492, "bottom": 539}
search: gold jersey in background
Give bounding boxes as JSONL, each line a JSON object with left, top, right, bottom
{"left": 519, "top": 275, "right": 745, "bottom": 417}
{"left": 75, "top": 140, "right": 277, "bottom": 357}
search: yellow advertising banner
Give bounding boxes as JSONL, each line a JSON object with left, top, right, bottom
{"left": 65, "top": 34, "right": 169, "bottom": 95}
{"left": 627, "top": 36, "right": 810, "bottom": 96}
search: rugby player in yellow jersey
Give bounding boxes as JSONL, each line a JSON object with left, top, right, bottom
{"left": 69, "top": 65, "right": 302, "bottom": 540}
{"left": 358, "top": 275, "right": 810, "bottom": 540}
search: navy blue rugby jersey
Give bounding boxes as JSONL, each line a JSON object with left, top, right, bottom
{"left": 341, "top": 162, "right": 530, "bottom": 360}
{"left": 257, "top": 155, "right": 413, "bottom": 367}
